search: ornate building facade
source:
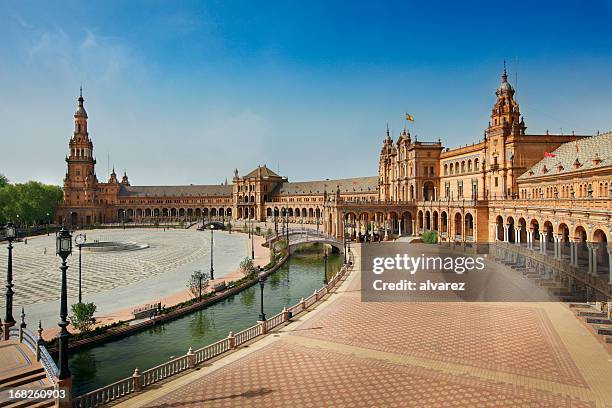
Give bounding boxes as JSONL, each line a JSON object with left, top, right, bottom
{"left": 56, "top": 67, "right": 612, "bottom": 299}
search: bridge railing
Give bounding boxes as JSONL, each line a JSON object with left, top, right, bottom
{"left": 7, "top": 325, "right": 58, "bottom": 385}
{"left": 72, "top": 252, "right": 354, "bottom": 408}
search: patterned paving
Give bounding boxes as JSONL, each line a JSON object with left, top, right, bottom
{"left": 0, "top": 228, "right": 240, "bottom": 307}
{"left": 118, "top": 246, "right": 612, "bottom": 408}
{"left": 144, "top": 342, "right": 594, "bottom": 408}
{"left": 294, "top": 298, "right": 587, "bottom": 387}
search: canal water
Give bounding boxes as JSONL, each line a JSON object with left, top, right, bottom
{"left": 68, "top": 246, "right": 343, "bottom": 396}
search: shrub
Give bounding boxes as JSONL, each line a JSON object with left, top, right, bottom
{"left": 421, "top": 230, "right": 438, "bottom": 244}
{"left": 70, "top": 302, "right": 97, "bottom": 332}
{"left": 239, "top": 257, "right": 255, "bottom": 276}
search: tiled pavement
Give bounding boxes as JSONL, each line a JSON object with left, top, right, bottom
{"left": 118, "top": 245, "right": 612, "bottom": 408}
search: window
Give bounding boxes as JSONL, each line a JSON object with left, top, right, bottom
{"left": 494, "top": 177, "right": 498, "bottom": 187}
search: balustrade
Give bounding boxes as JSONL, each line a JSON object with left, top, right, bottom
{"left": 72, "top": 259, "right": 353, "bottom": 407}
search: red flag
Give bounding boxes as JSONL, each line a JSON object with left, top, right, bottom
{"left": 544, "top": 152, "right": 556, "bottom": 157}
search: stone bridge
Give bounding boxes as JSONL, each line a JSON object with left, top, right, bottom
{"left": 267, "top": 228, "right": 344, "bottom": 252}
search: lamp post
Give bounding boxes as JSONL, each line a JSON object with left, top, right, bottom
{"left": 55, "top": 226, "right": 72, "bottom": 383}
{"left": 3, "top": 221, "right": 16, "bottom": 337}
{"left": 316, "top": 206, "right": 320, "bottom": 232}
{"left": 284, "top": 207, "right": 290, "bottom": 256}
{"left": 258, "top": 273, "right": 266, "bottom": 321}
{"left": 46, "top": 212, "right": 51, "bottom": 236}
{"left": 250, "top": 218, "right": 255, "bottom": 260}
{"left": 274, "top": 207, "right": 278, "bottom": 237}
{"left": 75, "top": 234, "right": 86, "bottom": 304}
{"left": 343, "top": 210, "right": 347, "bottom": 264}
{"left": 323, "top": 246, "right": 328, "bottom": 284}
{"left": 209, "top": 224, "right": 215, "bottom": 280}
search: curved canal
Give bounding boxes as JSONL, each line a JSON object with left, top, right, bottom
{"left": 68, "top": 246, "right": 343, "bottom": 396}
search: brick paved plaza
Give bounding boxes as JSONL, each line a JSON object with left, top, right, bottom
{"left": 117, "top": 244, "right": 612, "bottom": 408}
{"left": 0, "top": 228, "right": 248, "bottom": 330}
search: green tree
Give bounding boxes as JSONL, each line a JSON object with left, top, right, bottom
{"left": 0, "top": 180, "right": 62, "bottom": 225}
{"left": 70, "top": 302, "right": 97, "bottom": 332}
{"left": 0, "top": 174, "right": 8, "bottom": 187}
{"left": 187, "top": 270, "right": 210, "bottom": 300}
{"left": 239, "top": 257, "right": 255, "bottom": 276}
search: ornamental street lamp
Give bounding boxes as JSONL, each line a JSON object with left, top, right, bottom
{"left": 4, "top": 221, "right": 16, "bottom": 334}
{"left": 56, "top": 226, "right": 72, "bottom": 382}
{"left": 274, "top": 208, "right": 279, "bottom": 237}
{"left": 75, "top": 234, "right": 86, "bottom": 304}
{"left": 209, "top": 224, "right": 215, "bottom": 280}
{"left": 46, "top": 212, "right": 51, "bottom": 236}
{"left": 323, "top": 246, "right": 328, "bottom": 284}
{"left": 343, "top": 210, "right": 347, "bottom": 265}
{"left": 258, "top": 273, "right": 266, "bottom": 321}
{"left": 251, "top": 218, "right": 255, "bottom": 260}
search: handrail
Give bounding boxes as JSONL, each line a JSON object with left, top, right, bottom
{"left": 72, "top": 377, "right": 135, "bottom": 408}
{"left": 141, "top": 355, "right": 190, "bottom": 387}
{"left": 72, "top": 255, "right": 353, "bottom": 407}
{"left": 193, "top": 338, "right": 231, "bottom": 364}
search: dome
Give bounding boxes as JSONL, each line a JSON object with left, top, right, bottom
{"left": 74, "top": 89, "right": 88, "bottom": 117}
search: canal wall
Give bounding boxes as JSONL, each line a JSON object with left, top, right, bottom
{"left": 46, "top": 254, "right": 289, "bottom": 354}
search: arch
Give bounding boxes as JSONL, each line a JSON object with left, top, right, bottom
{"left": 145, "top": 208, "right": 152, "bottom": 218}
{"left": 401, "top": 211, "right": 413, "bottom": 235}
{"left": 530, "top": 219, "right": 540, "bottom": 245}
{"left": 308, "top": 208, "right": 314, "bottom": 218}
{"left": 592, "top": 228, "right": 608, "bottom": 275}
{"left": 495, "top": 215, "right": 504, "bottom": 241}
{"left": 266, "top": 208, "right": 272, "bottom": 217}
{"left": 194, "top": 208, "right": 201, "bottom": 217}
{"left": 506, "top": 216, "right": 515, "bottom": 243}
{"left": 440, "top": 211, "right": 448, "bottom": 236}
{"left": 388, "top": 211, "right": 399, "bottom": 235}
{"left": 425, "top": 210, "right": 431, "bottom": 231}
{"left": 423, "top": 181, "right": 435, "bottom": 201}
{"left": 301, "top": 208, "right": 307, "bottom": 217}
{"left": 170, "top": 208, "right": 177, "bottom": 217}
{"left": 518, "top": 217, "right": 527, "bottom": 244}
{"left": 464, "top": 213, "right": 474, "bottom": 240}
{"left": 417, "top": 210, "right": 424, "bottom": 232}
{"left": 70, "top": 211, "right": 78, "bottom": 227}
{"left": 210, "top": 208, "right": 217, "bottom": 217}
{"left": 432, "top": 211, "right": 439, "bottom": 232}
{"left": 178, "top": 208, "right": 185, "bottom": 217}
{"left": 226, "top": 208, "right": 232, "bottom": 218}
{"left": 202, "top": 208, "right": 209, "bottom": 218}
{"left": 454, "top": 212, "right": 462, "bottom": 239}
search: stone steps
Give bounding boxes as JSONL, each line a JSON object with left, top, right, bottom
{"left": 596, "top": 326, "right": 612, "bottom": 336}
{"left": 586, "top": 317, "right": 612, "bottom": 325}
{"left": 577, "top": 311, "right": 607, "bottom": 318}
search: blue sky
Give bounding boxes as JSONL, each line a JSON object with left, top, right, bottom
{"left": 2, "top": 0, "right": 612, "bottom": 185}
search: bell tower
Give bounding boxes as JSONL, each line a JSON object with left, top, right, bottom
{"left": 62, "top": 89, "right": 98, "bottom": 226}
{"left": 485, "top": 64, "right": 526, "bottom": 199}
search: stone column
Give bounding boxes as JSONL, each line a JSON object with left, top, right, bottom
{"left": 587, "top": 243, "right": 594, "bottom": 275}
{"left": 527, "top": 228, "right": 533, "bottom": 250}
{"left": 503, "top": 225, "right": 509, "bottom": 242}
{"left": 412, "top": 219, "right": 416, "bottom": 237}
{"left": 540, "top": 232, "right": 546, "bottom": 254}
{"left": 591, "top": 243, "right": 598, "bottom": 276}
{"left": 514, "top": 227, "right": 520, "bottom": 245}
{"left": 399, "top": 219, "right": 402, "bottom": 236}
